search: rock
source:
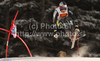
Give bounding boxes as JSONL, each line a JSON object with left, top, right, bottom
{"left": 57, "top": 51, "right": 67, "bottom": 57}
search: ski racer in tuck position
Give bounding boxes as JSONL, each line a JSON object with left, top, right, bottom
{"left": 53, "top": 2, "right": 80, "bottom": 49}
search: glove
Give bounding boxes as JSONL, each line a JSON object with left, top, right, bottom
{"left": 54, "top": 34, "right": 58, "bottom": 39}
{"left": 54, "top": 30, "right": 58, "bottom": 38}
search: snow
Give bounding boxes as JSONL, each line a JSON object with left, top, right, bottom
{"left": 0, "top": 0, "right": 9, "bottom": 5}
{"left": 14, "top": 2, "right": 38, "bottom": 8}
{"left": 0, "top": 57, "right": 100, "bottom": 61}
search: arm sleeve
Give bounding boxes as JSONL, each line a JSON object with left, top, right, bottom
{"left": 53, "top": 10, "right": 59, "bottom": 33}
{"left": 68, "top": 8, "right": 78, "bottom": 29}
{"left": 53, "top": 10, "right": 59, "bottom": 24}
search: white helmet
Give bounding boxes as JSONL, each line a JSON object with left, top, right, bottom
{"left": 59, "top": 2, "right": 67, "bottom": 10}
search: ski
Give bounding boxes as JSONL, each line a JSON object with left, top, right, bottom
{"left": 76, "top": 34, "right": 86, "bottom": 41}
{"left": 71, "top": 29, "right": 80, "bottom": 49}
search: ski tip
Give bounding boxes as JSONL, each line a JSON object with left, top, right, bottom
{"left": 71, "top": 46, "right": 74, "bottom": 49}
{"left": 71, "top": 48, "right": 73, "bottom": 49}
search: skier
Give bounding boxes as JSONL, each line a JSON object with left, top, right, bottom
{"left": 53, "top": 2, "right": 79, "bottom": 39}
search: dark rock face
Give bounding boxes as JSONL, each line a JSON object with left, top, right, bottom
{"left": 0, "top": 0, "right": 100, "bottom": 58}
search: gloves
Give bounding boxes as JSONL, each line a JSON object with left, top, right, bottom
{"left": 53, "top": 29, "right": 58, "bottom": 38}
{"left": 54, "top": 34, "right": 58, "bottom": 39}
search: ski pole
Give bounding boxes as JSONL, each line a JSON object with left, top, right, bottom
{"left": 77, "top": 39, "right": 80, "bottom": 56}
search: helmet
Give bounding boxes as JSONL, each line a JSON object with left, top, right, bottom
{"left": 59, "top": 2, "right": 67, "bottom": 10}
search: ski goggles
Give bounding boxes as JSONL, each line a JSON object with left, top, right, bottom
{"left": 60, "top": 6, "right": 67, "bottom": 10}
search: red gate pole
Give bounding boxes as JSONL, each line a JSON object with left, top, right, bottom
{"left": 17, "top": 35, "right": 32, "bottom": 57}
{"left": 5, "top": 11, "right": 19, "bottom": 58}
